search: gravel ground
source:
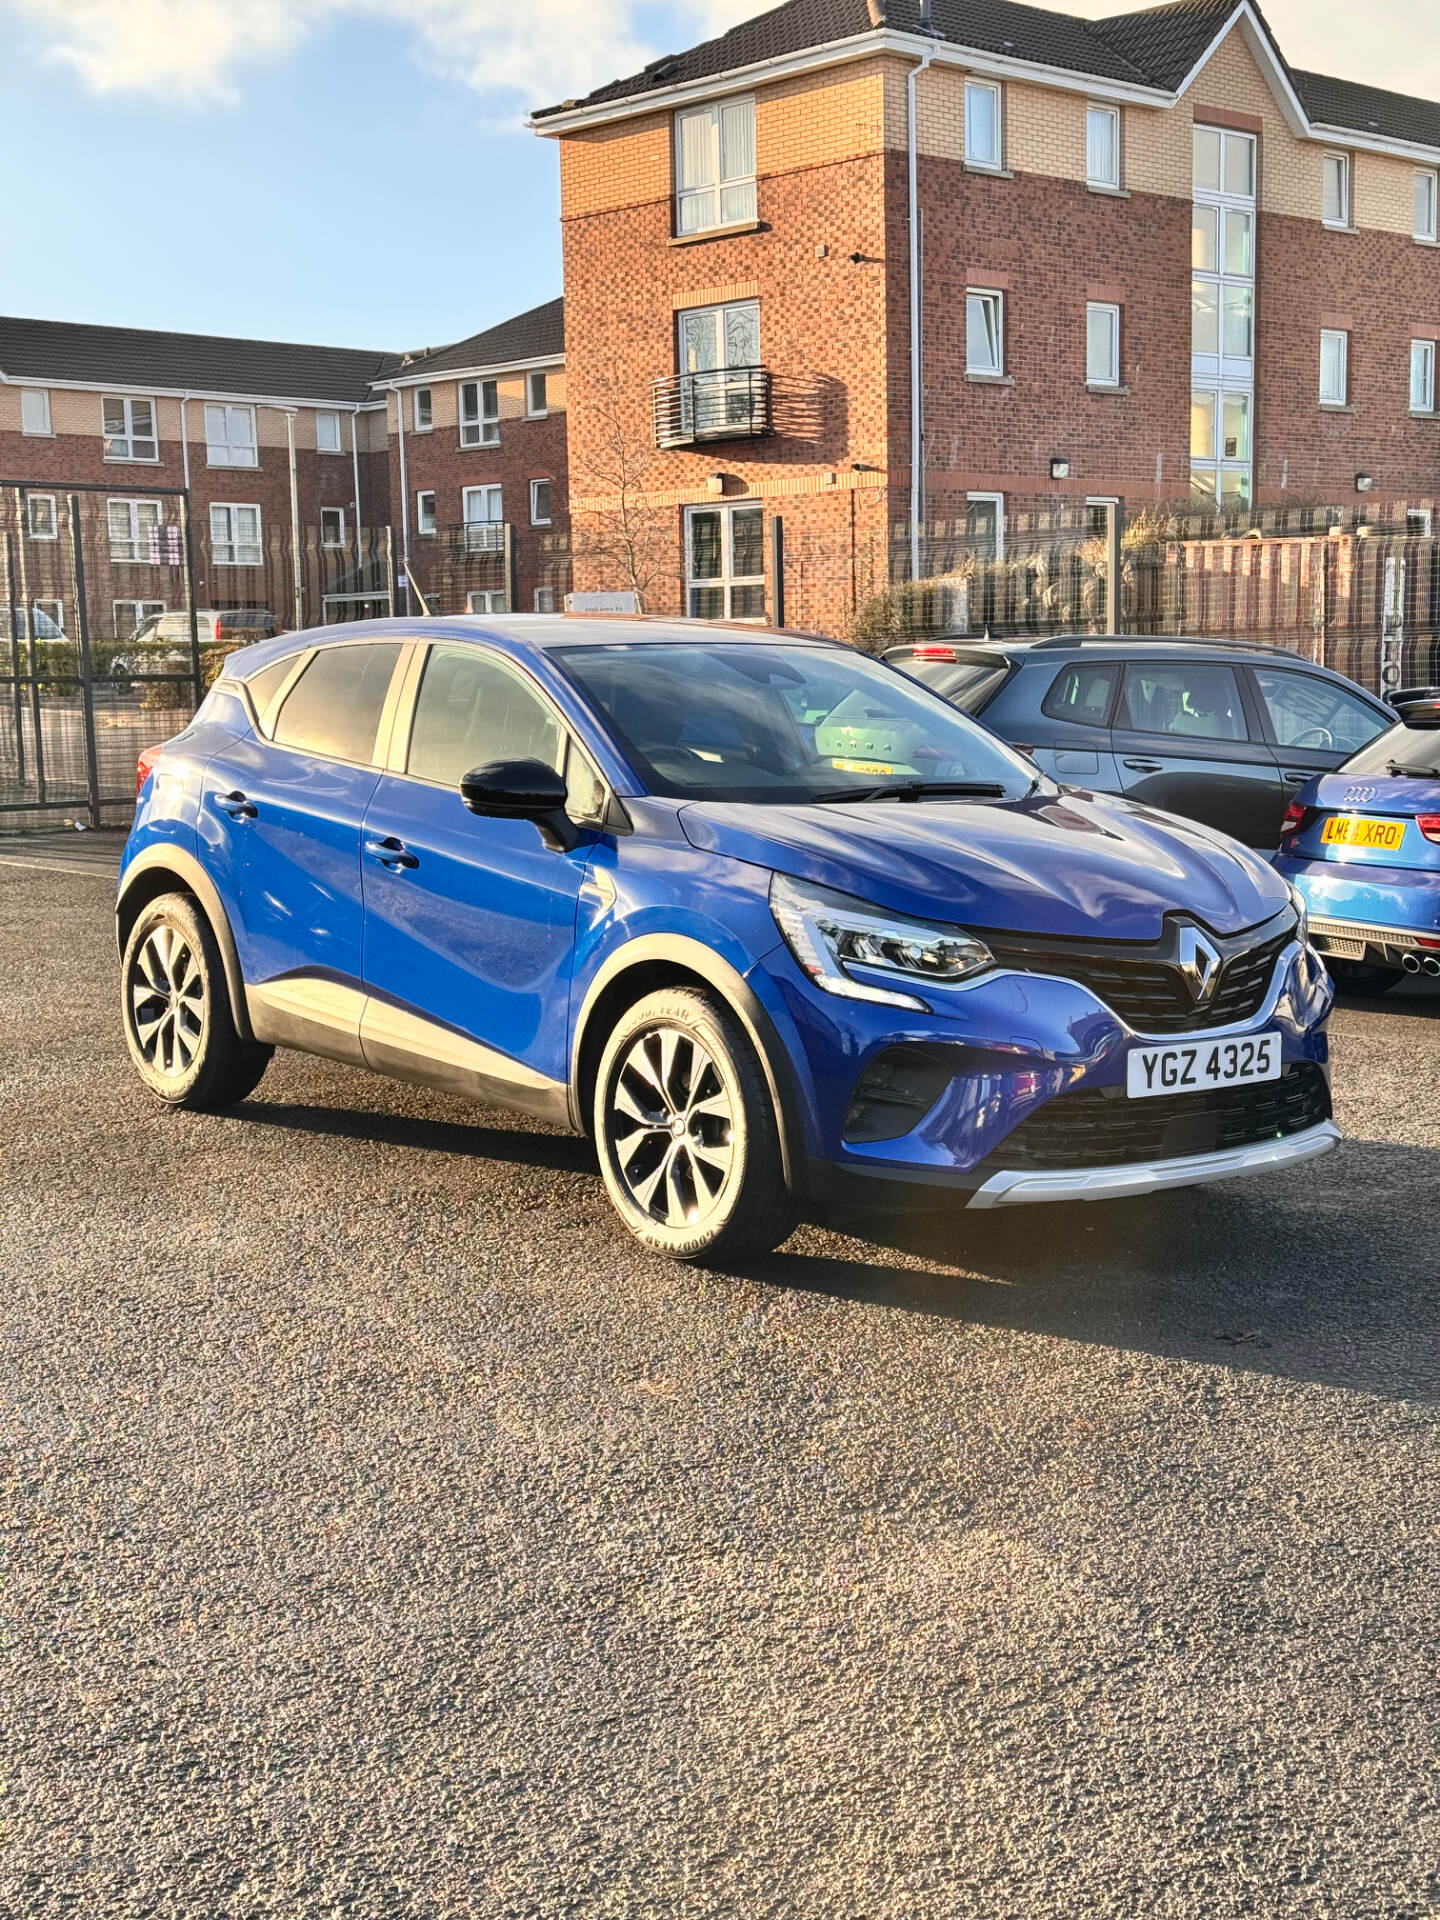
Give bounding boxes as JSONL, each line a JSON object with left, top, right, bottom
{"left": 2, "top": 859, "right": 1438, "bottom": 1919}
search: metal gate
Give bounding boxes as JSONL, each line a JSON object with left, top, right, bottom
{"left": 0, "top": 481, "right": 201, "bottom": 828}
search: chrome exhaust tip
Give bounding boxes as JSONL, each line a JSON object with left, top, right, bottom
{"left": 1424, "top": 955, "right": 1440, "bottom": 977}
{"left": 1402, "top": 952, "right": 1424, "bottom": 973}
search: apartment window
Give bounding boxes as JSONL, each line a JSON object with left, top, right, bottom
{"left": 1086, "top": 303, "right": 1121, "bottom": 387}
{"left": 966, "top": 290, "right": 1005, "bottom": 377}
{"left": 534, "top": 587, "right": 556, "bottom": 614}
{"left": 107, "top": 497, "right": 163, "bottom": 562}
{"left": 26, "top": 494, "right": 57, "bottom": 540}
{"left": 966, "top": 493, "right": 1005, "bottom": 563}
{"left": 1407, "top": 508, "right": 1434, "bottom": 534}
{"left": 20, "top": 389, "right": 51, "bottom": 436}
{"left": 204, "top": 403, "right": 257, "bottom": 468}
{"left": 102, "top": 395, "right": 157, "bottom": 462}
{"left": 113, "top": 599, "right": 165, "bottom": 641}
{"left": 463, "top": 484, "right": 502, "bottom": 524}
{"left": 1086, "top": 105, "right": 1120, "bottom": 190}
{"left": 675, "top": 97, "right": 756, "bottom": 235}
{"left": 1416, "top": 171, "right": 1439, "bottom": 243}
{"left": 527, "top": 372, "right": 548, "bottom": 417}
{"left": 413, "top": 387, "right": 433, "bottom": 431}
{"left": 1190, "top": 390, "right": 1251, "bottom": 503}
{"left": 320, "top": 507, "right": 345, "bottom": 546}
{"left": 210, "top": 503, "right": 263, "bottom": 566}
{"left": 1323, "top": 152, "right": 1351, "bottom": 228}
{"left": 960, "top": 79, "right": 1002, "bottom": 170}
{"left": 416, "top": 489, "right": 436, "bottom": 535}
{"left": 463, "top": 485, "right": 504, "bottom": 550}
{"left": 686, "top": 503, "right": 765, "bottom": 620}
{"left": 460, "top": 379, "right": 499, "bottom": 447}
{"left": 316, "top": 410, "right": 343, "bottom": 454}
{"left": 467, "top": 590, "right": 507, "bottom": 614}
{"left": 1320, "top": 329, "right": 1349, "bottom": 406}
{"left": 530, "top": 479, "right": 553, "bottom": 526}
{"left": 1412, "top": 341, "right": 1437, "bottom": 414}
{"left": 25, "top": 599, "right": 63, "bottom": 636}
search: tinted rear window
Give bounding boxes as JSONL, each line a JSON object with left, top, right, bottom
{"left": 1343, "top": 721, "right": 1440, "bottom": 779}
{"left": 272, "top": 644, "right": 402, "bottom": 764}
{"left": 893, "top": 655, "right": 1010, "bottom": 713}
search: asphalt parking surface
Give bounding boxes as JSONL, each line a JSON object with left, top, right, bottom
{"left": 2, "top": 849, "right": 1438, "bottom": 1919}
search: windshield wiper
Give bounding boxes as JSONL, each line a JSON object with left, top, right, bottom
{"left": 812, "top": 780, "right": 1008, "bottom": 805}
{"left": 1386, "top": 761, "right": 1439, "bottom": 779}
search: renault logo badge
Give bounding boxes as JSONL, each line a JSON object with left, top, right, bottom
{"left": 1176, "top": 926, "right": 1222, "bottom": 1003}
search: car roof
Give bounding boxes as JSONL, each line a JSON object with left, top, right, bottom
{"left": 223, "top": 614, "right": 846, "bottom": 678}
{"left": 885, "top": 634, "right": 1387, "bottom": 685}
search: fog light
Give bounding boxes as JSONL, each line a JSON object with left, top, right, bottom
{"left": 843, "top": 1046, "right": 955, "bottom": 1145}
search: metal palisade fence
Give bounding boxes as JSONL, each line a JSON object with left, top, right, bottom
{"left": 0, "top": 483, "right": 394, "bottom": 827}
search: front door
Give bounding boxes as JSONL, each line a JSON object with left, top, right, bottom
{"left": 1247, "top": 664, "right": 1394, "bottom": 844}
{"left": 1113, "top": 657, "right": 1281, "bottom": 845}
{"left": 359, "top": 643, "right": 597, "bottom": 1115}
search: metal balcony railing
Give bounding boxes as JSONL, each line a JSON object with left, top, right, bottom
{"left": 463, "top": 521, "right": 509, "bottom": 555}
{"left": 653, "top": 368, "right": 773, "bottom": 449}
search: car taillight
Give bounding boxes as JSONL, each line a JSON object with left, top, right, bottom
{"left": 1418, "top": 814, "right": 1440, "bottom": 844}
{"left": 912, "top": 645, "right": 958, "bottom": 661}
{"left": 1279, "top": 800, "right": 1308, "bottom": 839}
{"left": 136, "top": 745, "right": 162, "bottom": 796}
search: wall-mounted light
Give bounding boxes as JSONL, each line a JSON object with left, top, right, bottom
{"left": 1050, "top": 457, "right": 1072, "bottom": 481}
{"left": 706, "top": 473, "right": 726, "bottom": 497}
{"left": 1356, "top": 473, "right": 1375, "bottom": 493}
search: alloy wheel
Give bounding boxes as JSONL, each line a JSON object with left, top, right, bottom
{"left": 606, "top": 1025, "right": 735, "bottom": 1228}
{"left": 129, "top": 922, "right": 206, "bottom": 1079}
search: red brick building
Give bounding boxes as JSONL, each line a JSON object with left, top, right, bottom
{"left": 533, "top": 0, "right": 1440, "bottom": 634}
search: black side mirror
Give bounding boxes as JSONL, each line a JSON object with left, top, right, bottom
{"left": 459, "top": 757, "right": 579, "bottom": 850}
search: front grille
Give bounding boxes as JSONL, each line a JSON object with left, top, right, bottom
{"left": 987, "top": 922, "right": 1293, "bottom": 1033}
{"left": 977, "top": 1063, "right": 1331, "bottom": 1173}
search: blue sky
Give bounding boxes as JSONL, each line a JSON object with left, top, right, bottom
{"left": 2, "top": 0, "right": 1431, "bottom": 356}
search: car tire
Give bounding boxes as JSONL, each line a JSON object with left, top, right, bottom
{"left": 121, "top": 891, "right": 273, "bottom": 1109}
{"left": 593, "top": 987, "right": 799, "bottom": 1265}
{"left": 1326, "top": 959, "right": 1405, "bottom": 998}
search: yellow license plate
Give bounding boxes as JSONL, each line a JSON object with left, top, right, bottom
{"left": 830, "top": 759, "right": 897, "bottom": 776}
{"left": 1321, "top": 816, "right": 1406, "bottom": 851}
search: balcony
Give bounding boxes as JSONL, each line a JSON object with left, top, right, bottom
{"left": 463, "top": 521, "right": 509, "bottom": 555}
{"left": 653, "top": 368, "right": 773, "bottom": 449}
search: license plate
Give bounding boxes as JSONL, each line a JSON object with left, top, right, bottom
{"left": 1321, "top": 815, "right": 1406, "bottom": 851}
{"left": 1127, "top": 1033, "right": 1282, "bottom": 1100}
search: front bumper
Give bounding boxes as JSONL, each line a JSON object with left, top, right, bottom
{"left": 967, "top": 1118, "right": 1340, "bottom": 1209}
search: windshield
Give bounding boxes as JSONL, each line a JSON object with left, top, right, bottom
{"left": 1343, "top": 719, "right": 1440, "bottom": 779}
{"left": 554, "top": 642, "right": 1035, "bottom": 804}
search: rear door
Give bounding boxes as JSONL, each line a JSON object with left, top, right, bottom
{"left": 1248, "top": 665, "right": 1393, "bottom": 825}
{"left": 1023, "top": 658, "right": 1124, "bottom": 790}
{"left": 1113, "top": 657, "right": 1281, "bottom": 844}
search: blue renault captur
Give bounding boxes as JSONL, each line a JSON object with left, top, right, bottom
{"left": 1274, "top": 694, "right": 1440, "bottom": 997}
{"left": 118, "top": 617, "right": 1338, "bottom": 1263}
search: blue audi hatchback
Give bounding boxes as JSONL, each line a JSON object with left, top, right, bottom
{"left": 118, "top": 617, "right": 1337, "bottom": 1262}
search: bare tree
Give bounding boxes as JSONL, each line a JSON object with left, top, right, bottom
{"left": 568, "top": 366, "right": 675, "bottom": 613}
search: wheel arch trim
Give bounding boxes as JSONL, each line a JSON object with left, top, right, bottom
{"left": 571, "top": 935, "right": 803, "bottom": 1194}
{"left": 116, "top": 846, "right": 253, "bottom": 1041}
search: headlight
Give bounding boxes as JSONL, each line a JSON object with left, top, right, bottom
{"left": 770, "top": 873, "right": 994, "bottom": 1011}
{"left": 1287, "top": 882, "right": 1310, "bottom": 940}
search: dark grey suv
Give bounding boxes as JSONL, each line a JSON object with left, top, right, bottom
{"left": 885, "top": 637, "right": 1394, "bottom": 848}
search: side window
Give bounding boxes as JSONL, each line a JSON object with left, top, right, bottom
{"left": 271, "top": 643, "right": 402, "bottom": 763}
{"left": 1041, "top": 662, "right": 1119, "bottom": 727}
{"left": 242, "top": 652, "right": 306, "bottom": 729}
{"left": 1119, "top": 662, "right": 1247, "bottom": 741}
{"left": 407, "top": 646, "right": 565, "bottom": 789}
{"left": 1252, "top": 668, "right": 1388, "bottom": 755}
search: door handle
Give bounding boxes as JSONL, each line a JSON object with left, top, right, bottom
{"left": 1123, "top": 759, "right": 1163, "bottom": 774}
{"left": 216, "top": 790, "right": 257, "bottom": 820}
{"left": 1280, "top": 771, "right": 1312, "bottom": 787}
{"left": 365, "top": 835, "right": 419, "bottom": 871}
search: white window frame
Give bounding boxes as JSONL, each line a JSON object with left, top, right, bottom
{"left": 113, "top": 598, "right": 165, "bottom": 641}
{"left": 415, "top": 489, "right": 436, "bottom": 536}
{"left": 102, "top": 395, "right": 158, "bottom": 463}
{"left": 204, "top": 402, "right": 258, "bottom": 469}
{"left": 685, "top": 503, "right": 766, "bottom": 622}
{"left": 29, "top": 598, "right": 63, "bottom": 635}
{"left": 966, "top": 289, "right": 1005, "bottom": 378}
{"left": 26, "top": 494, "right": 58, "bottom": 541}
{"left": 530, "top": 479, "right": 553, "bottom": 527}
{"left": 966, "top": 492, "right": 1006, "bottom": 563}
{"left": 1320, "top": 329, "right": 1349, "bottom": 407}
{"left": 533, "top": 587, "right": 556, "bottom": 614}
{"left": 1415, "top": 170, "right": 1439, "bottom": 243}
{"left": 526, "top": 372, "right": 549, "bottom": 418}
{"left": 20, "top": 388, "right": 51, "bottom": 436}
{"left": 1086, "top": 302, "right": 1121, "bottom": 388}
{"left": 413, "top": 387, "right": 433, "bottom": 432}
{"left": 315, "top": 410, "right": 343, "bottom": 455}
{"left": 1085, "top": 104, "right": 1120, "bottom": 191}
{"left": 467, "top": 589, "right": 508, "bottom": 614}
{"left": 1323, "top": 151, "right": 1351, "bottom": 229}
{"left": 210, "top": 502, "right": 263, "bottom": 567}
{"left": 963, "top": 79, "right": 1003, "bottom": 171}
{"left": 674, "top": 96, "right": 757, "bottom": 236}
{"left": 1412, "top": 340, "right": 1437, "bottom": 415}
{"left": 459, "top": 379, "right": 499, "bottom": 448}
{"left": 320, "top": 506, "right": 346, "bottom": 547}
{"left": 1406, "top": 507, "right": 1434, "bottom": 535}
{"left": 462, "top": 484, "right": 503, "bottom": 524}
{"left": 107, "top": 496, "right": 164, "bottom": 563}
